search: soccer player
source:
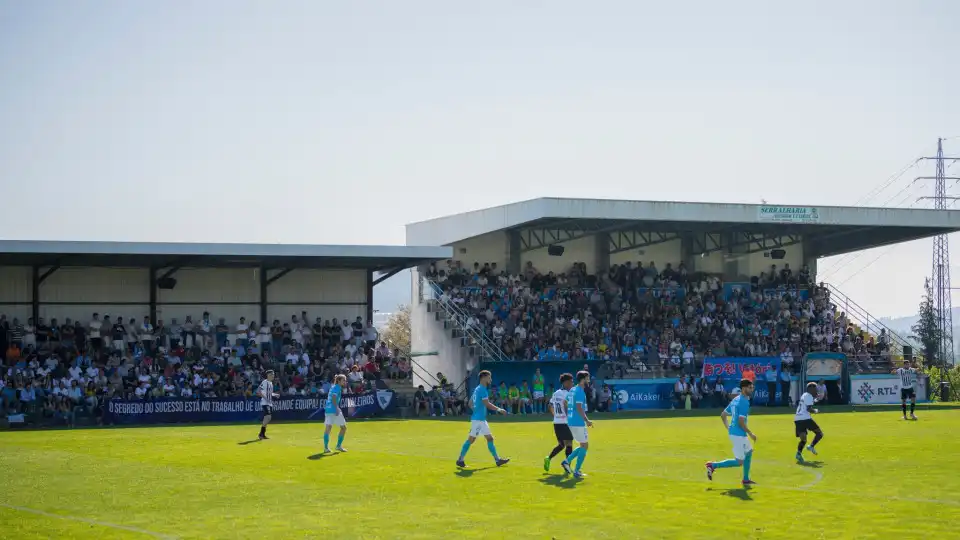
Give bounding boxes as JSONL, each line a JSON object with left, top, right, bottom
{"left": 532, "top": 369, "right": 546, "bottom": 414}
{"left": 561, "top": 370, "right": 593, "bottom": 479}
{"left": 544, "top": 373, "right": 575, "bottom": 472}
{"left": 705, "top": 379, "right": 757, "bottom": 487}
{"left": 794, "top": 382, "right": 823, "bottom": 463}
{"left": 323, "top": 374, "right": 348, "bottom": 453}
{"left": 894, "top": 360, "right": 919, "bottom": 420}
{"left": 519, "top": 380, "right": 532, "bottom": 415}
{"left": 257, "top": 370, "right": 280, "bottom": 440}
{"left": 457, "top": 370, "right": 510, "bottom": 468}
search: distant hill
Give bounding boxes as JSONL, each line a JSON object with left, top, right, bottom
{"left": 373, "top": 268, "right": 412, "bottom": 314}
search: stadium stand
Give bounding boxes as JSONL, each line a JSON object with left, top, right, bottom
{"left": 0, "top": 311, "right": 414, "bottom": 426}
{"left": 423, "top": 259, "right": 895, "bottom": 378}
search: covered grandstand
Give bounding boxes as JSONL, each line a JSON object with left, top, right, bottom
{"left": 405, "top": 198, "right": 960, "bottom": 404}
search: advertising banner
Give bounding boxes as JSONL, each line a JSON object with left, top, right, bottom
{"left": 105, "top": 390, "right": 396, "bottom": 425}
{"left": 757, "top": 206, "right": 820, "bottom": 223}
{"left": 701, "top": 357, "right": 781, "bottom": 380}
{"left": 722, "top": 282, "right": 752, "bottom": 300}
{"left": 850, "top": 375, "right": 928, "bottom": 405}
{"left": 612, "top": 381, "right": 675, "bottom": 410}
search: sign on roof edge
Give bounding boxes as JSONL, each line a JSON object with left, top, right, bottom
{"left": 757, "top": 206, "right": 820, "bottom": 223}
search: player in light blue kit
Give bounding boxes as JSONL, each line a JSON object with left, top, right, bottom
{"left": 323, "top": 374, "right": 348, "bottom": 453}
{"left": 561, "top": 370, "right": 593, "bottom": 479}
{"left": 456, "top": 370, "right": 510, "bottom": 468}
{"left": 705, "top": 379, "right": 757, "bottom": 486}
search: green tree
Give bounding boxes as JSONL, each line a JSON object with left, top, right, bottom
{"left": 910, "top": 278, "right": 941, "bottom": 366}
{"left": 381, "top": 305, "right": 411, "bottom": 355}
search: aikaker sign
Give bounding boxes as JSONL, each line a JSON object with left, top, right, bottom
{"left": 757, "top": 206, "right": 820, "bottom": 223}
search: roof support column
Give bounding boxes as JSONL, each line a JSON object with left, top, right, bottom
{"left": 594, "top": 233, "right": 609, "bottom": 274}
{"left": 31, "top": 265, "right": 60, "bottom": 322}
{"left": 259, "top": 265, "right": 268, "bottom": 324}
{"left": 149, "top": 267, "right": 157, "bottom": 323}
{"left": 723, "top": 232, "right": 747, "bottom": 281}
{"left": 507, "top": 230, "right": 522, "bottom": 275}
{"left": 680, "top": 234, "right": 695, "bottom": 274}
{"left": 801, "top": 241, "right": 818, "bottom": 282}
{"left": 366, "top": 270, "right": 374, "bottom": 322}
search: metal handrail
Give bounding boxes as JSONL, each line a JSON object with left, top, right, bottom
{"left": 824, "top": 283, "right": 918, "bottom": 360}
{"left": 422, "top": 278, "right": 511, "bottom": 363}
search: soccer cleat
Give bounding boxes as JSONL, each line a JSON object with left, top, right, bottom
{"left": 456, "top": 459, "right": 466, "bottom": 468}
{"left": 323, "top": 448, "right": 331, "bottom": 454}
{"left": 902, "top": 415, "right": 908, "bottom": 421}
{"left": 543, "top": 456, "right": 551, "bottom": 472}
{"left": 336, "top": 447, "right": 347, "bottom": 453}
{"left": 259, "top": 434, "right": 269, "bottom": 440}
{"left": 910, "top": 414, "right": 918, "bottom": 420}
{"left": 495, "top": 458, "right": 510, "bottom": 467}
{"left": 795, "top": 452, "right": 804, "bottom": 463}
{"left": 742, "top": 479, "right": 757, "bottom": 487}
{"left": 573, "top": 471, "right": 587, "bottom": 479}
{"left": 806, "top": 445, "right": 818, "bottom": 456}
{"left": 704, "top": 462, "right": 714, "bottom": 481}
{"left": 561, "top": 461, "right": 572, "bottom": 475}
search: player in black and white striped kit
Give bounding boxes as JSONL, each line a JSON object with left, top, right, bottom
{"left": 258, "top": 370, "right": 280, "bottom": 440}
{"left": 893, "top": 360, "right": 919, "bottom": 421}
{"left": 543, "top": 373, "right": 575, "bottom": 474}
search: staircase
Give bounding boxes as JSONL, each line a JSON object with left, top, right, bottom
{"left": 825, "top": 283, "right": 918, "bottom": 362}
{"left": 420, "top": 278, "right": 511, "bottom": 363}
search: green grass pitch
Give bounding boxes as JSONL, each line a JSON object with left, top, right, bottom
{"left": 1, "top": 406, "right": 956, "bottom": 539}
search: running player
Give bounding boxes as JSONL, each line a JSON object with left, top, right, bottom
{"left": 323, "top": 374, "right": 348, "bottom": 453}
{"left": 894, "top": 360, "right": 919, "bottom": 420}
{"left": 544, "top": 373, "right": 575, "bottom": 472}
{"left": 560, "top": 370, "right": 593, "bottom": 479}
{"left": 533, "top": 368, "right": 546, "bottom": 414}
{"left": 705, "top": 379, "right": 757, "bottom": 486}
{"left": 257, "top": 370, "right": 280, "bottom": 440}
{"left": 457, "top": 370, "right": 510, "bottom": 468}
{"left": 794, "top": 382, "right": 823, "bottom": 463}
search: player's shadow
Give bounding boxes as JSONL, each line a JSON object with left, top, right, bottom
{"left": 537, "top": 474, "right": 583, "bottom": 489}
{"left": 797, "top": 460, "right": 824, "bottom": 469}
{"left": 710, "top": 487, "right": 753, "bottom": 501}
{"left": 454, "top": 466, "right": 495, "bottom": 477}
{"left": 237, "top": 440, "right": 261, "bottom": 446}
{"left": 307, "top": 452, "right": 340, "bottom": 460}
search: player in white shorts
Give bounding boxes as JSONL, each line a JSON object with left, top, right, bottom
{"left": 323, "top": 374, "right": 348, "bottom": 453}
{"left": 457, "top": 370, "right": 510, "bottom": 468}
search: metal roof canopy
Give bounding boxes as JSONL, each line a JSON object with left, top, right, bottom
{"left": 0, "top": 240, "right": 452, "bottom": 273}
{"left": 405, "top": 198, "right": 960, "bottom": 258}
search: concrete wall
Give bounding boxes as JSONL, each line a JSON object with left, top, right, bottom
{"left": 0, "top": 266, "right": 367, "bottom": 326}
{"left": 522, "top": 235, "right": 596, "bottom": 274}
{"left": 450, "top": 232, "right": 509, "bottom": 270}
{"left": 609, "top": 238, "right": 682, "bottom": 270}
{"left": 410, "top": 268, "right": 475, "bottom": 389}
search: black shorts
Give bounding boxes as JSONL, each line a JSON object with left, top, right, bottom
{"left": 901, "top": 388, "right": 916, "bottom": 400}
{"left": 794, "top": 418, "right": 820, "bottom": 437}
{"left": 262, "top": 405, "right": 273, "bottom": 416}
{"left": 554, "top": 424, "right": 573, "bottom": 442}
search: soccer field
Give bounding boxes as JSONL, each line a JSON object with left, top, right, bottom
{"left": 1, "top": 407, "right": 957, "bottom": 540}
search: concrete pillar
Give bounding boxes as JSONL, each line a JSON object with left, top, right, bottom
{"left": 723, "top": 232, "right": 747, "bottom": 280}
{"left": 594, "top": 233, "right": 610, "bottom": 274}
{"left": 801, "top": 240, "right": 818, "bottom": 282}
{"left": 680, "top": 234, "right": 695, "bottom": 273}
{"left": 507, "top": 231, "right": 522, "bottom": 275}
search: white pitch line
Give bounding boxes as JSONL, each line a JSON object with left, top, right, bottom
{"left": 0, "top": 503, "right": 178, "bottom": 539}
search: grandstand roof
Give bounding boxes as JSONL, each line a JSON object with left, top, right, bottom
{"left": 0, "top": 240, "right": 452, "bottom": 271}
{"left": 405, "top": 197, "right": 960, "bottom": 257}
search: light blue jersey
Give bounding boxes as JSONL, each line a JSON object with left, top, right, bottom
{"left": 567, "top": 385, "right": 587, "bottom": 427}
{"left": 726, "top": 394, "right": 750, "bottom": 436}
{"left": 325, "top": 384, "right": 342, "bottom": 415}
{"left": 471, "top": 384, "right": 489, "bottom": 421}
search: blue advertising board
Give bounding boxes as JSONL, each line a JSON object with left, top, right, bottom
{"left": 105, "top": 390, "right": 396, "bottom": 425}
{"left": 611, "top": 380, "right": 676, "bottom": 410}
{"left": 722, "top": 282, "right": 752, "bottom": 300}
{"left": 637, "top": 287, "right": 685, "bottom": 300}
{"left": 701, "top": 356, "right": 783, "bottom": 406}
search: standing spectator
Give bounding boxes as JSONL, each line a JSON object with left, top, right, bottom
{"left": 764, "top": 368, "right": 778, "bottom": 407}
{"left": 88, "top": 313, "right": 102, "bottom": 352}
{"left": 780, "top": 367, "right": 793, "bottom": 407}
{"left": 597, "top": 384, "right": 613, "bottom": 412}
{"left": 363, "top": 320, "right": 378, "bottom": 349}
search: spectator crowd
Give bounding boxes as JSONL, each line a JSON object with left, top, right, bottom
{"left": 426, "top": 258, "right": 894, "bottom": 376}
{"left": 0, "top": 311, "right": 415, "bottom": 426}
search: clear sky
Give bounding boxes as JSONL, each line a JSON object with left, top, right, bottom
{"left": 1, "top": 1, "right": 958, "bottom": 318}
